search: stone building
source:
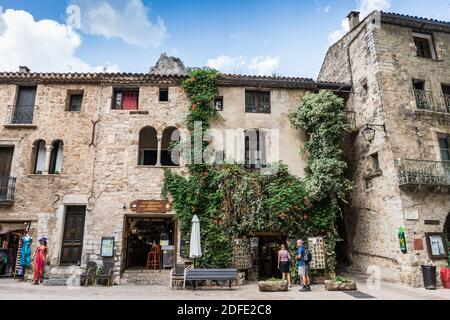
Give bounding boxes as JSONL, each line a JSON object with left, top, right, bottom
{"left": 0, "top": 54, "right": 349, "bottom": 285}
{"left": 319, "top": 11, "right": 450, "bottom": 286}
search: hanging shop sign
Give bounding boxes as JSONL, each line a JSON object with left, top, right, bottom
{"left": 308, "top": 237, "right": 326, "bottom": 270}
{"left": 100, "top": 237, "right": 115, "bottom": 258}
{"left": 130, "top": 200, "right": 172, "bottom": 213}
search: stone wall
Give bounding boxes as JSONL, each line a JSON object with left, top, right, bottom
{"left": 0, "top": 78, "right": 311, "bottom": 284}
{"left": 319, "top": 12, "right": 450, "bottom": 286}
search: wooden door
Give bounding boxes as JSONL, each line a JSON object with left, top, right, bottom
{"left": 14, "top": 86, "right": 36, "bottom": 124}
{"left": 0, "top": 147, "right": 14, "bottom": 198}
{"left": 60, "top": 206, "right": 86, "bottom": 265}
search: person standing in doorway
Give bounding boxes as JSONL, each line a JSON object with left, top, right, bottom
{"left": 296, "top": 239, "right": 311, "bottom": 292}
{"left": 277, "top": 244, "right": 291, "bottom": 287}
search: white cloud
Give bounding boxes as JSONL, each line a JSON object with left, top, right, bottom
{"left": 248, "top": 56, "right": 280, "bottom": 76}
{"left": 69, "top": 0, "right": 167, "bottom": 48}
{"left": 358, "top": 0, "right": 391, "bottom": 16}
{"left": 206, "top": 55, "right": 246, "bottom": 73}
{"left": 0, "top": 9, "right": 119, "bottom": 72}
{"left": 327, "top": 0, "right": 391, "bottom": 45}
{"left": 206, "top": 55, "right": 280, "bottom": 76}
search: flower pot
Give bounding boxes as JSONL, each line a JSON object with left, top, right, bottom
{"left": 324, "top": 280, "right": 357, "bottom": 291}
{"left": 258, "top": 280, "right": 288, "bottom": 292}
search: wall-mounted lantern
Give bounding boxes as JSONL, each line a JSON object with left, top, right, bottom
{"left": 361, "top": 124, "right": 386, "bottom": 143}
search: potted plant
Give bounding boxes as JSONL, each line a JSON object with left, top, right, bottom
{"left": 324, "top": 275, "right": 357, "bottom": 291}
{"left": 258, "top": 278, "right": 288, "bottom": 292}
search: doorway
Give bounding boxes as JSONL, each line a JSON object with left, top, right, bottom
{"left": 123, "top": 216, "right": 176, "bottom": 271}
{"left": 445, "top": 213, "right": 450, "bottom": 264}
{"left": 0, "top": 225, "right": 24, "bottom": 277}
{"left": 60, "top": 206, "right": 86, "bottom": 265}
{"left": 256, "top": 233, "right": 286, "bottom": 280}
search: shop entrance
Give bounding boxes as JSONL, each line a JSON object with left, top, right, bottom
{"left": 256, "top": 233, "right": 286, "bottom": 280}
{"left": 123, "top": 216, "right": 176, "bottom": 271}
{"left": 0, "top": 223, "right": 28, "bottom": 277}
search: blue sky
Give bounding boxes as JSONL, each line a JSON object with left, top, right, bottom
{"left": 0, "top": 0, "right": 449, "bottom": 78}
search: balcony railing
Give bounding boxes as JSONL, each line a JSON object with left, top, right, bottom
{"left": 397, "top": 159, "right": 450, "bottom": 187}
{"left": 413, "top": 89, "right": 436, "bottom": 111}
{"left": 10, "top": 105, "right": 35, "bottom": 124}
{"left": 444, "top": 94, "right": 450, "bottom": 113}
{"left": 0, "top": 176, "right": 16, "bottom": 202}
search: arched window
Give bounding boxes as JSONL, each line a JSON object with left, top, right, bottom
{"left": 161, "top": 127, "right": 180, "bottom": 167}
{"left": 244, "top": 129, "right": 267, "bottom": 170}
{"left": 33, "top": 140, "right": 46, "bottom": 174}
{"left": 139, "top": 127, "right": 158, "bottom": 166}
{"left": 49, "top": 140, "right": 63, "bottom": 174}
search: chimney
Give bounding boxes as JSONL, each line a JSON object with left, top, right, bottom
{"left": 347, "top": 11, "right": 360, "bottom": 31}
{"left": 19, "top": 66, "right": 30, "bottom": 73}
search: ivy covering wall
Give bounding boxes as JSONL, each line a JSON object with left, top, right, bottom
{"left": 162, "top": 69, "right": 352, "bottom": 273}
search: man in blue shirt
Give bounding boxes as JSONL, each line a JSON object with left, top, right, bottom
{"left": 296, "top": 239, "right": 311, "bottom": 292}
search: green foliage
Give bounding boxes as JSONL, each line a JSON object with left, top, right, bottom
{"left": 289, "top": 90, "right": 352, "bottom": 203}
{"left": 289, "top": 90, "right": 353, "bottom": 272}
{"left": 163, "top": 71, "right": 351, "bottom": 273}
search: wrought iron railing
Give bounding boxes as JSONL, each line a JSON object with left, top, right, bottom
{"left": 444, "top": 94, "right": 450, "bottom": 113}
{"left": 10, "top": 105, "right": 35, "bottom": 124}
{"left": 0, "top": 176, "right": 16, "bottom": 201}
{"left": 412, "top": 89, "right": 435, "bottom": 111}
{"left": 397, "top": 159, "right": 450, "bottom": 186}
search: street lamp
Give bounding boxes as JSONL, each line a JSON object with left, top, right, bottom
{"left": 361, "top": 124, "right": 386, "bottom": 143}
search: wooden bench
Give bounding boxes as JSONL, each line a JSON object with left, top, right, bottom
{"left": 185, "top": 268, "right": 238, "bottom": 290}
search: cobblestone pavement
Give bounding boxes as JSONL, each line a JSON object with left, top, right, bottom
{"left": 0, "top": 275, "right": 449, "bottom": 300}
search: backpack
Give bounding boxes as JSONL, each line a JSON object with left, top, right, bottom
{"left": 302, "top": 248, "right": 312, "bottom": 265}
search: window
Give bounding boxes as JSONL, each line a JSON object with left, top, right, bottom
{"left": 67, "top": 91, "right": 83, "bottom": 112}
{"left": 425, "top": 233, "right": 448, "bottom": 259}
{"left": 439, "top": 136, "right": 450, "bottom": 161}
{"left": 33, "top": 140, "right": 46, "bottom": 174}
{"left": 442, "top": 84, "right": 450, "bottom": 112}
{"left": 412, "top": 79, "right": 432, "bottom": 110}
{"left": 161, "top": 127, "right": 180, "bottom": 167}
{"left": 13, "top": 86, "right": 36, "bottom": 124}
{"left": 214, "top": 96, "right": 224, "bottom": 111}
{"left": 138, "top": 127, "right": 158, "bottom": 166}
{"left": 245, "top": 91, "right": 271, "bottom": 113}
{"left": 413, "top": 33, "right": 436, "bottom": 59}
{"left": 159, "top": 88, "right": 169, "bottom": 102}
{"left": 49, "top": 140, "right": 63, "bottom": 174}
{"left": 244, "top": 129, "right": 267, "bottom": 170}
{"left": 0, "top": 147, "right": 14, "bottom": 200}
{"left": 371, "top": 153, "right": 380, "bottom": 172}
{"left": 113, "top": 89, "right": 139, "bottom": 110}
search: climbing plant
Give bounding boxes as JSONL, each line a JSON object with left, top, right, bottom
{"left": 163, "top": 70, "right": 352, "bottom": 273}
{"left": 289, "top": 90, "right": 353, "bottom": 272}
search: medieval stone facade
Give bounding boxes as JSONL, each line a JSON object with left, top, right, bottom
{"left": 319, "top": 11, "right": 450, "bottom": 286}
{"left": 0, "top": 55, "right": 348, "bottom": 284}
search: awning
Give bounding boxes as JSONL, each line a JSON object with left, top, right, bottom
{"left": 0, "top": 223, "right": 27, "bottom": 235}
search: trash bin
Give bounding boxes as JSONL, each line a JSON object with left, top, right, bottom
{"left": 440, "top": 267, "right": 450, "bottom": 289}
{"left": 421, "top": 265, "right": 437, "bottom": 290}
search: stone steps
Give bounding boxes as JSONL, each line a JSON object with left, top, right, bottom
{"left": 120, "top": 269, "right": 171, "bottom": 286}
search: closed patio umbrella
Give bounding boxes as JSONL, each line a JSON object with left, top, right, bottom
{"left": 189, "top": 215, "right": 202, "bottom": 267}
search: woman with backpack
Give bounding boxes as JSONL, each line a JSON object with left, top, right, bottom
{"left": 277, "top": 244, "right": 292, "bottom": 288}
